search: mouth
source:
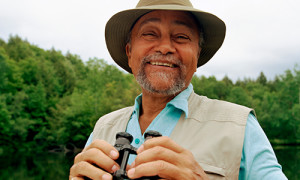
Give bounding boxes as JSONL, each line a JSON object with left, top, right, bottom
{"left": 148, "top": 61, "right": 178, "bottom": 68}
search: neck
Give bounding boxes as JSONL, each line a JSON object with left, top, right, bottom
{"left": 138, "top": 89, "right": 180, "bottom": 134}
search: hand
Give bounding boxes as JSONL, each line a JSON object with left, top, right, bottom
{"left": 127, "top": 136, "right": 209, "bottom": 180}
{"left": 69, "top": 139, "right": 120, "bottom": 180}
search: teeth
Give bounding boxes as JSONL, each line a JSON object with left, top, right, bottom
{"left": 150, "top": 62, "right": 175, "bottom": 68}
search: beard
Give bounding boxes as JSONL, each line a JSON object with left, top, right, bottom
{"left": 135, "top": 53, "right": 187, "bottom": 96}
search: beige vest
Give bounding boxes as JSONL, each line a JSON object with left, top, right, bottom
{"left": 92, "top": 92, "right": 253, "bottom": 180}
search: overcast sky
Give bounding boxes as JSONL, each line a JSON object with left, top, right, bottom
{"left": 0, "top": 0, "right": 299, "bottom": 81}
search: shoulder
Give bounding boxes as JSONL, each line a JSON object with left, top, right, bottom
{"left": 241, "top": 114, "right": 287, "bottom": 179}
{"left": 188, "top": 92, "right": 254, "bottom": 125}
{"left": 190, "top": 91, "right": 251, "bottom": 110}
{"left": 92, "top": 106, "right": 134, "bottom": 143}
{"left": 95, "top": 106, "right": 134, "bottom": 127}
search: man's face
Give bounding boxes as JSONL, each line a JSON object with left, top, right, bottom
{"left": 126, "top": 10, "right": 201, "bottom": 96}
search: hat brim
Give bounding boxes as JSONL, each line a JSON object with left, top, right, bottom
{"left": 105, "top": 4, "right": 226, "bottom": 73}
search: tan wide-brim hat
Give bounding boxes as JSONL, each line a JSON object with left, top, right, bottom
{"left": 105, "top": 0, "right": 226, "bottom": 73}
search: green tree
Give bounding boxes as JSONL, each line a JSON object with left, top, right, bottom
{"left": 227, "top": 86, "right": 252, "bottom": 107}
{"left": 256, "top": 72, "right": 267, "bottom": 85}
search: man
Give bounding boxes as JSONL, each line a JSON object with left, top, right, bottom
{"left": 70, "top": 0, "right": 287, "bottom": 179}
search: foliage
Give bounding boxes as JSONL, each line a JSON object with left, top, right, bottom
{"left": 192, "top": 68, "right": 300, "bottom": 141}
{"left": 0, "top": 36, "right": 299, "bottom": 152}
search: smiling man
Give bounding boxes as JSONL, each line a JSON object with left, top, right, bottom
{"left": 69, "top": 0, "right": 287, "bottom": 180}
{"left": 126, "top": 10, "right": 201, "bottom": 133}
{"left": 127, "top": 10, "right": 199, "bottom": 94}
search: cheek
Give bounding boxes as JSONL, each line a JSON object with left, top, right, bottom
{"left": 128, "top": 42, "right": 153, "bottom": 72}
{"left": 182, "top": 47, "right": 199, "bottom": 71}
{"left": 128, "top": 52, "right": 144, "bottom": 76}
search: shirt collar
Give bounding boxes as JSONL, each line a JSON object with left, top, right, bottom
{"left": 132, "top": 84, "right": 193, "bottom": 118}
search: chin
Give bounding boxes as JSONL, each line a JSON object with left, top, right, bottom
{"left": 141, "top": 80, "right": 185, "bottom": 96}
{"left": 136, "top": 69, "right": 186, "bottom": 96}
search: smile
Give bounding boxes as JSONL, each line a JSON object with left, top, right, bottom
{"left": 149, "top": 62, "right": 177, "bottom": 68}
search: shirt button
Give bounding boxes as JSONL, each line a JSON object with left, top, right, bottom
{"left": 135, "top": 138, "right": 140, "bottom": 144}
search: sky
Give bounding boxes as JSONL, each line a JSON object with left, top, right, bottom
{"left": 0, "top": 0, "right": 299, "bottom": 81}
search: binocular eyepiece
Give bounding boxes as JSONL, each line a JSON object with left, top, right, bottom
{"left": 113, "top": 130, "right": 162, "bottom": 180}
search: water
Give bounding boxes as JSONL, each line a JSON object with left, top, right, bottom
{"left": 0, "top": 146, "right": 298, "bottom": 179}
{"left": 273, "top": 145, "right": 300, "bottom": 180}
{"left": 0, "top": 152, "right": 74, "bottom": 180}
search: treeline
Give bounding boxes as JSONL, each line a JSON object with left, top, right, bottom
{"left": 0, "top": 36, "right": 299, "bottom": 153}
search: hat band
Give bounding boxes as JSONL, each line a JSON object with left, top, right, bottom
{"left": 136, "top": 0, "right": 193, "bottom": 8}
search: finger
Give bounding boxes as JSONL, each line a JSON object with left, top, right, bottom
{"left": 69, "top": 177, "right": 84, "bottom": 180}
{"left": 134, "top": 141, "right": 199, "bottom": 175}
{"left": 83, "top": 139, "right": 119, "bottom": 160}
{"left": 138, "top": 136, "right": 185, "bottom": 154}
{"left": 70, "top": 161, "right": 113, "bottom": 180}
{"left": 134, "top": 146, "right": 180, "bottom": 167}
{"left": 74, "top": 148, "right": 119, "bottom": 173}
{"left": 126, "top": 164, "right": 132, "bottom": 171}
{"left": 127, "top": 160, "right": 188, "bottom": 180}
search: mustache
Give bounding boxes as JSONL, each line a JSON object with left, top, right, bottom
{"left": 142, "top": 53, "right": 183, "bottom": 67}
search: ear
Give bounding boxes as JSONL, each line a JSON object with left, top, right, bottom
{"left": 197, "top": 47, "right": 202, "bottom": 59}
{"left": 125, "top": 43, "right": 132, "bottom": 68}
{"left": 194, "top": 47, "right": 201, "bottom": 72}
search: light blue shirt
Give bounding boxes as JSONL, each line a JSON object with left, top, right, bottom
{"left": 85, "top": 84, "right": 287, "bottom": 179}
{"left": 125, "top": 84, "right": 192, "bottom": 164}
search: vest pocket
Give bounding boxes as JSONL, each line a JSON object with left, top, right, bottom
{"left": 199, "top": 162, "right": 226, "bottom": 177}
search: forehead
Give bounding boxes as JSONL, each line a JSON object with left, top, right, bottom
{"left": 133, "top": 10, "right": 199, "bottom": 31}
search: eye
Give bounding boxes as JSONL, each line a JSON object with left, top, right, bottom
{"left": 177, "top": 35, "right": 189, "bottom": 39}
{"left": 142, "top": 32, "right": 158, "bottom": 40}
{"left": 143, "top": 32, "right": 155, "bottom": 36}
{"left": 173, "top": 34, "right": 191, "bottom": 43}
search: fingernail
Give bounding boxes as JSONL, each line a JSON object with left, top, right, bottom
{"left": 102, "top": 173, "right": 112, "bottom": 180}
{"left": 112, "top": 165, "right": 119, "bottom": 172}
{"left": 127, "top": 168, "right": 135, "bottom": 178}
{"left": 110, "top": 150, "right": 118, "bottom": 159}
{"left": 137, "top": 145, "right": 144, "bottom": 154}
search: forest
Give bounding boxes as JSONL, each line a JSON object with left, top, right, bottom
{"left": 0, "top": 36, "right": 299, "bottom": 153}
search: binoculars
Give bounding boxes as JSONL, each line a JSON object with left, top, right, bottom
{"left": 112, "top": 130, "right": 162, "bottom": 180}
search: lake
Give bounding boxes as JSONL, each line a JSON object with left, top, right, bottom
{"left": 0, "top": 146, "right": 298, "bottom": 179}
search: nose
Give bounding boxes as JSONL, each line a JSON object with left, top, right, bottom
{"left": 154, "top": 37, "right": 176, "bottom": 55}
